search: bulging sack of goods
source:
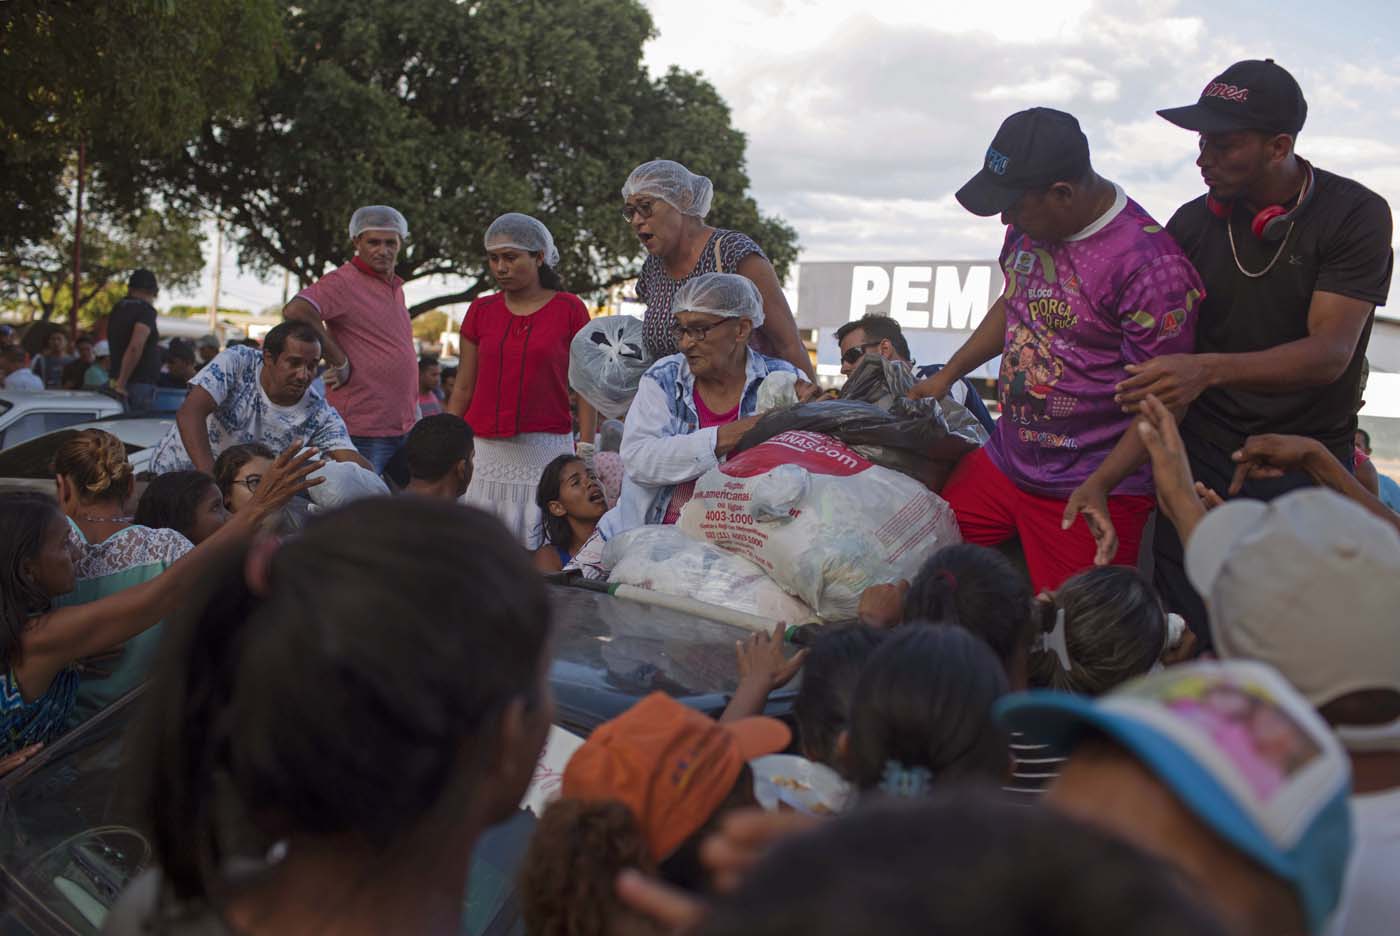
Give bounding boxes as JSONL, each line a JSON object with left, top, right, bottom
{"left": 569, "top": 315, "right": 652, "bottom": 419}
{"left": 605, "top": 526, "right": 816, "bottom": 629}
{"left": 679, "top": 430, "right": 962, "bottom": 620}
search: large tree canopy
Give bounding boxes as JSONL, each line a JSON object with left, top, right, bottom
{"left": 0, "top": 0, "right": 282, "bottom": 252}
{"left": 124, "top": 0, "right": 797, "bottom": 315}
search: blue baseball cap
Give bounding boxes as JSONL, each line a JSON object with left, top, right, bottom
{"left": 997, "top": 661, "right": 1352, "bottom": 933}
{"left": 956, "top": 107, "right": 1092, "bottom": 217}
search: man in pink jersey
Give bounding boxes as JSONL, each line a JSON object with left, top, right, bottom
{"left": 283, "top": 205, "right": 420, "bottom": 474}
{"left": 911, "top": 108, "right": 1204, "bottom": 591}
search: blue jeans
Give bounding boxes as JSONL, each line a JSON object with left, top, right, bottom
{"left": 351, "top": 434, "right": 408, "bottom": 475}
{"left": 125, "top": 382, "right": 157, "bottom": 413}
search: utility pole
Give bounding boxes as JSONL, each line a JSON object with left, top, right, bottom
{"left": 70, "top": 141, "right": 86, "bottom": 342}
{"left": 281, "top": 268, "right": 290, "bottom": 307}
{"left": 208, "top": 218, "right": 224, "bottom": 333}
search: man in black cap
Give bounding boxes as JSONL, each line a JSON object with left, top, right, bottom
{"left": 109, "top": 269, "right": 163, "bottom": 411}
{"left": 1117, "top": 60, "right": 1394, "bottom": 640}
{"left": 910, "top": 108, "right": 1204, "bottom": 592}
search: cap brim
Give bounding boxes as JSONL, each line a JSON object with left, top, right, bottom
{"left": 1156, "top": 104, "right": 1259, "bottom": 134}
{"left": 1183, "top": 499, "right": 1270, "bottom": 603}
{"left": 955, "top": 169, "right": 1024, "bottom": 217}
{"left": 996, "top": 692, "right": 1294, "bottom": 887}
{"left": 724, "top": 716, "right": 791, "bottom": 760}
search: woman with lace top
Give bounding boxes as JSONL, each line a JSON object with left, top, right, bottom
{"left": 0, "top": 445, "right": 319, "bottom": 765}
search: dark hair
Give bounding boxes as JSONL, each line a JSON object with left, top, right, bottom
{"left": 658, "top": 763, "right": 756, "bottom": 891}
{"left": 538, "top": 263, "right": 564, "bottom": 291}
{"left": 135, "top": 471, "right": 219, "bottom": 541}
{"left": 405, "top": 414, "right": 474, "bottom": 482}
{"left": 0, "top": 492, "right": 63, "bottom": 668}
{"left": 75, "top": 335, "right": 93, "bottom": 348}
{"left": 1356, "top": 428, "right": 1372, "bottom": 450}
{"left": 1029, "top": 567, "right": 1166, "bottom": 697}
{"left": 263, "top": 321, "right": 321, "bottom": 359}
{"left": 441, "top": 365, "right": 458, "bottom": 381}
{"left": 535, "top": 454, "right": 585, "bottom": 549}
{"left": 692, "top": 794, "right": 1230, "bottom": 936}
{"left": 2, "top": 346, "right": 26, "bottom": 366}
{"left": 520, "top": 799, "right": 661, "bottom": 936}
{"left": 794, "top": 626, "right": 885, "bottom": 765}
{"left": 845, "top": 626, "right": 1009, "bottom": 794}
{"left": 52, "top": 429, "right": 133, "bottom": 504}
{"left": 212, "top": 443, "right": 276, "bottom": 501}
{"left": 131, "top": 498, "right": 552, "bottom": 902}
{"left": 833, "top": 314, "right": 911, "bottom": 362}
{"left": 903, "top": 545, "right": 1033, "bottom": 670}
{"left": 418, "top": 355, "right": 440, "bottom": 372}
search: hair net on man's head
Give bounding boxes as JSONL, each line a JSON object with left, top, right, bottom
{"left": 484, "top": 212, "right": 561, "bottom": 267}
{"left": 622, "top": 160, "right": 715, "bottom": 218}
{"left": 671, "top": 272, "right": 764, "bottom": 328}
{"left": 348, "top": 205, "right": 409, "bottom": 241}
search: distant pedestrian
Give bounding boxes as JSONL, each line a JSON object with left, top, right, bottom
{"left": 1, "top": 346, "right": 42, "bottom": 391}
{"left": 61, "top": 336, "right": 95, "bottom": 389}
{"left": 110, "top": 270, "right": 163, "bottom": 411}
{"left": 417, "top": 355, "right": 443, "bottom": 418}
{"left": 283, "top": 206, "right": 418, "bottom": 473}
{"left": 195, "top": 334, "right": 220, "bottom": 370}
{"left": 31, "top": 330, "right": 74, "bottom": 389}
{"left": 83, "top": 341, "right": 111, "bottom": 389}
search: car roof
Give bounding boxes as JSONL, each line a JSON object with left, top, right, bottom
{"left": 0, "top": 390, "right": 125, "bottom": 410}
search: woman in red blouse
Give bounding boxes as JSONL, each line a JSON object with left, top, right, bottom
{"left": 446, "top": 213, "right": 595, "bottom": 546}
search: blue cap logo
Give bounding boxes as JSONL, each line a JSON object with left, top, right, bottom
{"left": 986, "top": 147, "right": 1009, "bottom": 176}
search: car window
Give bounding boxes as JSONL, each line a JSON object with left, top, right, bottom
{"left": 0, "top": 411, "right": 100, "bottom": 450}
{"left": 0, "top": 428, "right": 148, "bottom": 480}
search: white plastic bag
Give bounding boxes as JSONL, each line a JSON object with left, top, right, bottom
{"left": 678, "top": 430, "right": 961, "bottom": 619}
{"left": 306, "top": 457, "right": 389, "bottom": 510}
{"left": 569, "top": 316, "right": 652, "bottom": 419}
{"left": 605, "top": 526, "right": 816, "bottom": 628}
{"left": 755, "top": 371, "right": 798, "bottom": 415}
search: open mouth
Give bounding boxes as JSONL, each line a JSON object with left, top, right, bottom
{"left": 588, "top": 490, "right": 606, "bottom": 505}
{"left": 638, "top": 232, "right": 656, "bottom": 247}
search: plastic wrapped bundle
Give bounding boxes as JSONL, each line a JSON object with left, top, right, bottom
{"left": 569, "top": 316, "right": 653, "bottom": 419}
{"left": 306, "top": 457, "right": 390, "bottom": 509}
{"left": 679, "top": 431, "right": 962, "bottom": 620}
{"left": 841, "top": 354, "right": 990, "bottom": 447}
{"left": 605, "top": 526, "right": 816, "bottom": 628}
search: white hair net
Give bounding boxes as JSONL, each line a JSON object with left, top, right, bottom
{"left": 622, "top": 160, "right": 714, "bottom": 218}
{"left": 484, "top": 212, "right": 560, "bottom": 267}
{"left": 671, "top": 272, "right": 765, "bottom": 328}
{"left": 348, "top": 205, "right": 409, "bottom": 241}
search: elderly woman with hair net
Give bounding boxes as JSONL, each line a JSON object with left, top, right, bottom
{"left": 582, "top": 272, "right": 818, "bottom": 553}
{"left": 623, "top": 160, "right": 815, "bottom": 381}
{"left": 447, "top": 212, "right": 595, "bottom": 547}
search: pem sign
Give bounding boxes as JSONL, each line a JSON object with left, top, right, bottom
{"left": 797, "top": 261, "right": 1004, "bottom": 379}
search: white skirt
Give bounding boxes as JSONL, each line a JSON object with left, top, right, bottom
{"left": 462, "top": 432, "right": 575, "bottom": 549}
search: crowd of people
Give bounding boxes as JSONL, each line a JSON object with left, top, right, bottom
{"left": 0, "top": 57, "right": 1397, "bottom": 936}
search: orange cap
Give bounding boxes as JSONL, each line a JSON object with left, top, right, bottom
{"left": 562, "top": 692, "right": 791, "bottom": 862}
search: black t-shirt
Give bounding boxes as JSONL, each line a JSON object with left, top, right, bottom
{"left": 1167, "top": 167, "right": 1393, "bottom": 461}
{"left": 107, "top": 296, "right": 162, "bottom": 385}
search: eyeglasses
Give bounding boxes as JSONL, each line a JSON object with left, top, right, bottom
{"left": 670, "top": 318, "right": 738, "bottom": 345}
{"left": 841, "top": 341, "right": 883, "bottom": 366}
{"left": 231, "top": 474, "right": 262, "bottom": 492}
{"left": 621, "top": 200, "right": 657, "bottom": 222}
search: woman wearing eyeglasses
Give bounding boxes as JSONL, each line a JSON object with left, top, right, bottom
{"left": 446, "top": 213, "right": 594, "bottom": 547}
{"left": 214, "top": 442, "right": 276, "bottom": 514}
{"left": 592, "top": 273, "right": 818, "bottom": 543}
{"left": 622, "top": 159, "right": 816, "bottom": 382}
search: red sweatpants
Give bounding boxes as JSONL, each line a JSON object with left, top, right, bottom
{"left": 941, "top": 448, "right": 1155, "bottom": 593}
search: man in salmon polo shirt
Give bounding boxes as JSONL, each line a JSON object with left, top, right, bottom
{"left": 283, "top": 205, "right": 420, "bottom": 474}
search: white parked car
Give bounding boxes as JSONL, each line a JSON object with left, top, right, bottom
{"left": 0, "top": 415, "right": 173, "bottom": 496}
{"left": 0, "top": 391, "right": 126, "bottom": 450}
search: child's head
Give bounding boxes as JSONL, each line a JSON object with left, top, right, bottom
{"left": 213, "top": 442, "right": 276, "bottom": 513}
{"left": 134, "top": 471, "right": 227, "bottom": 545}
{"left": 1029, "top": 566, "right": 1167, "bottom": 697}
{"left": 844, "top": 626, "right": 1010, "bottom": 796}
{"left": 536, "top": 454, "right": 606, "bottom": 547}
{"left": 903, "top": 544, "right": 1034, "bottom": 687}
{"left": 131, "top": 498, "right": 554, "bottom": 902}
{"left": 794, "top": 626, "right": 885, "bottom": 766}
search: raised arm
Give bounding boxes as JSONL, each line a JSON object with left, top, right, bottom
{"left": 909, "top": 297, "right": 1007, "bottom": 400}
{"left": 15, "top": 445, "right": 324, "bottom": 702}
{"left": 737, "top": 254, "right": 817, "bottom": 382}
{"left": 175, "top": 386, "right": 220, "bottom": 474}
{"left": 284, "top": 297, "right": 351, "bottom": 389}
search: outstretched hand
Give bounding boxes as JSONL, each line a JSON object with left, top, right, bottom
{"left": 1062, "top": 481, "right": 1117, "bottom": 566}
{"left": 243, "top": 441, "right": 325, "bottom": 522}
{"left": 736, "top": 622, "right": 809, "bottom": 694}
{"left": 1116, "top": 354, "right": 1210, "bottom": 412}
{"left": 1227, "top": 434, "right": 1325, "bottom": 496}
{"left": 1135, "top": 394, "right": 1207, "bottom": 542}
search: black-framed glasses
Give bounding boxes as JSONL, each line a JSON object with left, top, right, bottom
{"left": 670, "top": 318, "right": 738, "bottom": 345}
{"left": 622, "top": 200, "right": 657, "bottom": 222}
{"left": 232, "top": 474, "right": 263, "bottom": 492}
{"left": 841, "top": 341, "right": 883, "bottom": 366}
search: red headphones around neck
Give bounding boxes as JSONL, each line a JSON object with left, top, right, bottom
{"left": 1206, "top": 160, "right": 1315, "bottom": 242}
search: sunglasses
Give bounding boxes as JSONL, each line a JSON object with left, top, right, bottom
{"left": 670, "top": 318, "right": 739, "bottom": 344}
{"left": 622, "top": 200, "right": 657, "bottom": 222}
{"left": 841, "top": 341, "right": 883, "bottom": 366}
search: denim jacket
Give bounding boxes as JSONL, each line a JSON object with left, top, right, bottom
{"left": 597, "top": 349, "right": 799, "bottom": 539}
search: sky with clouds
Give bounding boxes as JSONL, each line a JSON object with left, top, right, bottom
{"left": 178, "top": 0, "right": 1400, "bottom": 318}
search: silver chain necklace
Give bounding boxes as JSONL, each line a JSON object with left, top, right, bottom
{"left": 1228, "top": 216, "right": 1294, "bottom": 278}
{"left": 74, "top": 515, "right": 133, "bottom": 524}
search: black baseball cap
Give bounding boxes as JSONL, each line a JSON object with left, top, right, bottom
{"left": 956, "top": 108, "right": 1092, "bottom": 217}
{"left": 1157, "top": 59, "right": 1307, "bottom": 135}
{"left": 128, "top": 269, "right": 159, "bottom": 292}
